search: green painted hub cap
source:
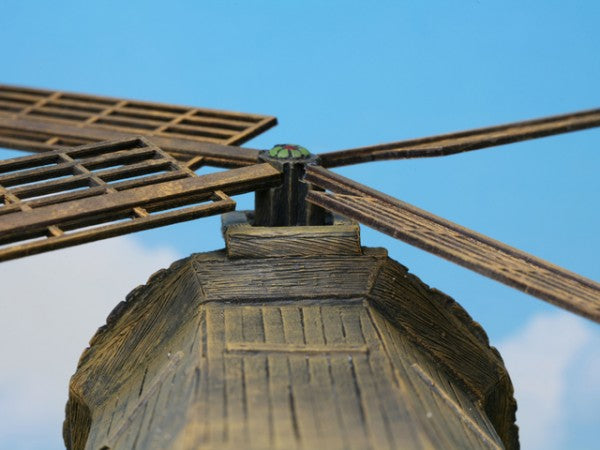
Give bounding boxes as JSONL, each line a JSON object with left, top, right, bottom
{"left": 268, "top": 144, "right": 311, "bottom": 159}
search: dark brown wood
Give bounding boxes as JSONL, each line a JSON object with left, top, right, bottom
{"left": 64, "top": 225, "right": 517, "bottom": 449}
{"left": 0, "top": 115, "right": 262, "bottom": 168}
{"left": 319, "top": 108, "right": 600, "bottom": 167}
{"left": 0, "top": 138, "right": 281, "bottom": 261}
{"left": 0, "top": 84, "right": 277, "bottom": 167}
{"left": 305, "top": 165, "right": 600, "bottom": 323}
{"left": 254, "top": 152, "right": 327, "bottom": 226}
{"left": 0, "top": 196, "right": 235, "bottom": 262}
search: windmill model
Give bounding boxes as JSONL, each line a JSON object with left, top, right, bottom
{"left": 1, "top": 85, "right": 598, "bottom": 450}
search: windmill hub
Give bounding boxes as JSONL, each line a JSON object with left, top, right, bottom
{"left": 254, "top": 145, "right": 327, "bottom": 227}
{"left": 268, "top": 144, "right": 311, "bottom": 159}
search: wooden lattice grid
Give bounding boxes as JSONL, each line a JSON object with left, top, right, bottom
{"left": 0, "top": 85, "right": 276, "bottom": 165}
{"left": 0, "top": 136, "right": 283, "bottom": 261}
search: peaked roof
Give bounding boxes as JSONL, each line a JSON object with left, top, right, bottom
{"left": 65, "top": 216, "right": 518, "bottom": 449}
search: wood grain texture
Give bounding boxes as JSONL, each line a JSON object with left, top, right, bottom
{"left": 0, "top": 142, "right": 281, "bottom": 261}
{"left": 319, "top": 108, "right": 600, "bottom": 167}
{"left": 0, "top": 84, "right": 276, "bottom": 167}
{"left": 305, "top": 165, "right": 600, "bottom": 323}
{"left": 223, "top": 211, "right": 362, "bottom": 258}
{"left": 65, "top": 240, "right": 518, "bottom": 449}
{"left": 190, "top": 250, "right": 384, "bottom": 302}
{"left": 367, "top": 258, "right": 518, "bottom": 448}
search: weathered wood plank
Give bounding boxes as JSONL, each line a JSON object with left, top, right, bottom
{"left": 223, "top": 212, "right": 362, "bottom": 258}
{"left": 191, "top": 250, "right": 385, "bottom": 302}
{"left": 263, "top": 306, "right": 299, "bottom": 448}
{"left": 223, "top": 308, "right": 248, "bottom": 446}
{"left": 244, "top": 355, "right": 271, "bottom": 448}
{"left": 206, "top": 304, "right": 227, "bottom": 444}
{"left": 360, "top": 309, "right": 418, "bottom": 449}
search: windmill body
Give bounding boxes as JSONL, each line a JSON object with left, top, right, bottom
{"left": 1, "top": 84, "right": 599, "bottom": 449}
{"left": 64, "top": 214, "right": 517, "bottom": 449}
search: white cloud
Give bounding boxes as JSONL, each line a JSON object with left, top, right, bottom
{"left": 498, "top": 312, "right": 599, "bottom": 450}
{"left": 0, "top": 238, "right": 179, "bottom": 449}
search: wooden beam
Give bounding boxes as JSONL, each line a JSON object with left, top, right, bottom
{"left": 305, "top": 165, "right": 600, "bottom": 322}
{"left": 320, "top": 108, "right": 600, "bottom": 167}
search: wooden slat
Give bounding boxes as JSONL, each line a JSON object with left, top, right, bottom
{"left": 0, "top": 90, "right": 47, "bottom": 103}
{"left": 320, "top": 108, "right": 600, "bottom": 167}
{"left": 0, "top": 161, "right": 73, "bottom": 186}
{"left": 0, "top": 116, "right": 262, "bottom": 167}
{"left": 91, "top": 113, "right": 168, "bottom": 129}
{"left": 10, "top": 173, "right": 89, "bottom": 198}
{"left": 225, "top": 116, "right": 282, "bottom": 146}
{"left": 46, "top": 98, "right": 106, "bottom": 112}
{"left": 305, "top": 165, "right": 600, "bottom": 322}
{"left": 176, "top": 115, "right": 252, "bottom": 131}
{"left": 162, "top": 122, "right": 237, "bottom": 138}
{"left": 0, "top": 136, "right": 155, "bottom": 173}
{"left": 0, "top": 98, "right": 31, "bottom": 112}
{"left": 0, "top": 198, "right": 235, "bottom": 262}
{"left": 0, "top": 84, "right": 278, "bottom": 168}
{"left": 108, "top": 170, "right": 189, "bottom": 193}
{"left": 0, "top": 186, "right": 106, "bottom": 216}
{"left": 28, "top": 106, "right": 93, "bottom": 121}
{"left": 159, "top": 126, "right": 232, "bottom": 141}
{"left": 0, "top": 133, "right": 65, "bottom": 153}
{"left": 93, "top": 159, "right": 173, "bottom": 183}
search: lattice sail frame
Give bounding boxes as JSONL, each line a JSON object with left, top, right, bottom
{"left": 0, "top": 137, "right": 280, "bottom": 261}
{"left": 0, "top": 85, "right": 276, "bottom": 166}
{"left": 304, "top": 165, "right": 600, "bottom": 323}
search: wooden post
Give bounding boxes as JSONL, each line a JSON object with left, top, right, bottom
{"left": 254, "top": 145, "right": 328, "bottom": 226}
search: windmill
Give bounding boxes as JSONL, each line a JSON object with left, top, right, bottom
{"left": 0, "top": 84, "right": 598, "bottom": 449}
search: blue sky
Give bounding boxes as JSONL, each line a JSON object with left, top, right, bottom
{"left": 0, "top": 1, "right": 598, "bottom": 449}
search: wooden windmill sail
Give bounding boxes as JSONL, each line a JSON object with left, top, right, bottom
{"left": 1, "top": 84, "right": 599, "bottom": 449}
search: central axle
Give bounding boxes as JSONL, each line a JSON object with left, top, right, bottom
{"left": 254, "top": 144, "right": 328, "bottom": 226}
